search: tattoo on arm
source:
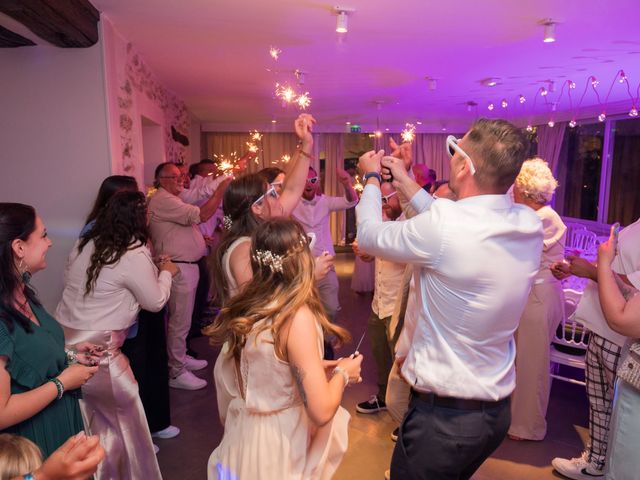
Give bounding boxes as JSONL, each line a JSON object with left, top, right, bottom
{"left": 291, "top": 363, "right": 308, "bottom": 407}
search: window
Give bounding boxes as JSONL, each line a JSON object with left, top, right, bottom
{"left": 555, "top": 123, "right": 605, "bottom": 221}
{"left": 607, "top": 117, "right": 640, "bottom": 226}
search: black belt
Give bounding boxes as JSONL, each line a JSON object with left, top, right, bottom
{"left": 172, "top": 259, "right": 201, "bottom": 264}
{"left": 410, "top": 389, "right": 509, "bottom": 411}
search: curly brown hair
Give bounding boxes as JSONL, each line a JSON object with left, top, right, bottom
{"left": 78, "top": 191, "right": 149, "bottom": 295}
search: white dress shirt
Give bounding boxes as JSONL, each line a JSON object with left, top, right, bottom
{"left": 179, "top": 174, "right": 229, "bottom": 205}
{"left": 56, "top": 240, "right": 172, "bottom": 331}
{"left": 292, "top": 194, "right": 358, "bottom": 257}
{"left": 356, "top": 185, "right": 543, "bottom": 401}
{"left": 575, "top": 217, "right": 640, "bottom": 345}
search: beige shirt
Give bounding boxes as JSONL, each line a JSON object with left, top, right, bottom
{"left": 371, "top": 214, "right": 406, "bottom": 319}
{"left": 148, "top": 187, "right": 206, "bottom": 262}
{"left": 56, "top": 240, "right": 172, "bottom": 331}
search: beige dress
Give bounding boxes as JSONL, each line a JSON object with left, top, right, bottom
{"left": 509, "top": 205, "right": 566, "bottom": 440}
{"left": 56, "top": 240, "right": 171, "bottom": 479}
{"left": 208, "top": 319, "right": 350, "bottom": 480}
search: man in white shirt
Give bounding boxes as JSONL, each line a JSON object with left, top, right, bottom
{"left": 357, "top": 118, "right": 543, "bottom": 479}
{"left": 292, "top": 166, "right": 358, "bottom": 321}
{"left": 353, "top": 182, "right": 406, "bottom": 415}
{"left": 550, "top": 217, "right": 640, "bottom": 480}
{"left": 148, "top": 162, "right": 229, "bottom": 390}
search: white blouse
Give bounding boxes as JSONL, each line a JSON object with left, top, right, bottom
{"left": 55, "top": 240, "right": 172, "bottom": 331}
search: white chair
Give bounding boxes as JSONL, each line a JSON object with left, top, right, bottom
{"left": 566, "top": 228, "right": 597, "bottom": 257}
{"left": 565, "top": 223, "right": 586, "bottom": 244}
{"left": 550, "top": 289, "right": 589, "bottom": 386}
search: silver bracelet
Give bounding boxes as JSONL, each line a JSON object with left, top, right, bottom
{"left": 65, "top": 347, "right": 78, "bottom": 365}
{"left": 332, "top": 366, "right": 349, "bottom": 388}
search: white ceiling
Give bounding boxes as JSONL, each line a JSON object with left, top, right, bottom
{"left": 92, "top": 0, "right": 640, "bottom": 132}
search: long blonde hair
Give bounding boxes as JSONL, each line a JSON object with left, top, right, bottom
{"left": 0, "top": 434, "right": 43, "bottom": 480}
{"left": 204, "top": 218, "right": 350, "bottom": 360}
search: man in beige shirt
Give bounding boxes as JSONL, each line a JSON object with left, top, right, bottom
{"left": 148, "top": 162, "right": 229, "bottom": 390}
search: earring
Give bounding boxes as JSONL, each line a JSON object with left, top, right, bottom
{"left": 17, "top": 258, "right": 31, "bottom": 284}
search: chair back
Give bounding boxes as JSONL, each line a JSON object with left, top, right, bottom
{"left": 567, "top": 229, "right": 597, "bottom": 254}
{"left": 553, "top": 289, "right": 589, "bottom": 348}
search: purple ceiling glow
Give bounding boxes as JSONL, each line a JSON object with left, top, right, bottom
{"left": 94, "top": 0, "right": 640, "bottom": 132}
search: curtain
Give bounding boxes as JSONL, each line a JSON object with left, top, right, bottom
{"left": 413, "top": 133, "right": 452, "bottom": 181}
{"left": 537, "top": 122, "right": 567, "bottom": 176}
{"left": 321, "top": 133, "right": 346, "bottom": 244}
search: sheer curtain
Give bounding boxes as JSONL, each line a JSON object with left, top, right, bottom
{"left": 536, "top": 122, "right": 567, "bottom": 175}
{"left": 413, "top": 133, "right": 452, "bottom": 181}
{"left": 321, "top": 133, "right": 346, "bottom": 244}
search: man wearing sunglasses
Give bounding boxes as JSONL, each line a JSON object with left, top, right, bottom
{"left": 292, "top": 166, "right": 358, "bottom": 325}
{"left": 356, "top": 118, "right": 544, "bottom": 480}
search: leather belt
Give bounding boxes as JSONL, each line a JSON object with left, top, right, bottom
{"left": 410, "top": 389, "right": 509, "bottom": 411}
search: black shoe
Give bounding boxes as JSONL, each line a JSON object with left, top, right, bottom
{"left": 356, "top": 395, "right": 387, "bottom": 414}
{"left": 390, "top": 427, "right": 398, "bottom": 442}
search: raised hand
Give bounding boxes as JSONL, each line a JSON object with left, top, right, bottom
{"left": 357, "top": 150, "right": 384, "bottom": 177}
{"left": 294, "top": 114, "right": 316, "bottom": 148}
{"left": 389, "top": 137, "right": 413, "bottom": 171}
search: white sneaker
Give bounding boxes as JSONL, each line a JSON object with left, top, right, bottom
{"left": 185, "top": 354, "right": 208, "bottom": 371}
{"left": 552, "top": 451, "right": 604, "bottom": 480}
{"left": 169, "top": 370, "right": 207, "bottom": 390}
{"left": 153, "top": 444, "right": 160, "bottom": 454}
{"left": 151, "top": 425, "right": 180, "bottom": 439}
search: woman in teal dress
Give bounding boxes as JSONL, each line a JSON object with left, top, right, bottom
{"left": 0, "top": 203, "right": 98, "bottom": 458}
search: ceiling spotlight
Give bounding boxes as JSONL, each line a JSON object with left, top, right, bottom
{"left": 425, "top": 76, "right": 437, "bottom": 91}
{"left": 540, "top": 88, "right": 548, "bottom": 97}
{"left": 598, "top": 113, "right": 606, "bottom": 122}
{"left": 416, "top": 121, "right": 423, "bottom": 125}
{"left": 591, "top": 76, "right": 599, "bottom": 87}
{"left": 569, "top": 81, "right": 576, "bottom": 89}
{"left": 480, "top": 77, "right": 499, "bottom": 87}
{"left": 540, "top": 18, "right": 556, "bottom": 43}
{"left": 334, "top": 7, "right": 355, "bottom": 33}
{"left": 619, "top": 70, "right": 628, "bottom": 83}
{"left": 548, "top": 120, "right": 555, "bottom": 127}
{"left": 630, "top": 107, "right": 639, "bottom": 117}
{"left": 346, "top": 121, "right": 351, "bottom": 125}
{"left": 526, "top": 124, "right": 533, "bottom": 132}
{"left": 271, "top": 119, "right": 277, "bottom": 123}
{"left": 501, "top": 99, "right": 508, "bottom": 108}
{"left": 569, "top": 119, "right": 577, "bottom": 128}
{"left": 487, "top": 103, "right": 494, "bottom": 111}
{"left": 519, "top": 95, "right": 526, "bottom": 104}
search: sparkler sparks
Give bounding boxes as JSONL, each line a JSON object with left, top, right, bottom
{"left": 280, "top": 154, "right": 291, "bottom": 163}
{"left": 296, "top": 92, "right": 312, "bottom": 110}
{"left": 213, "top": 152, "right": 240, "bottom": 175}
{"left": 275, "top": 83, "right": 297, "bottom": 103}
{"left": 269, "top": 46, "right": 281, "bottom": 61}
{"left": 401, "top": 123, "right": 416, "bottom": 143}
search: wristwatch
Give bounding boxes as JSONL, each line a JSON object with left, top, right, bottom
{"left": 363, "top": 171, "right": 382, "bottom": 183}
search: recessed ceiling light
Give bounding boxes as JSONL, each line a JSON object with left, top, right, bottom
{"left": 480, "top": 77, "right": 500, "bottom": 87}
{"left": 271, "top": 119, "right": 277, "bottom": 123}
{"left": 416, "top": 121, "right": 423, "bottom": 125}
{"left": 346, "top": 121, "right": 351, "bottom": 125}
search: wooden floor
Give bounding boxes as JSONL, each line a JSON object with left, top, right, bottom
{"left": 157, "top": 252, "right": 589, "bottom": 479}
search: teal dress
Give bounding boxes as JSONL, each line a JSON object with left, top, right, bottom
{"left": 0, "top": 301, "right": 84, "bottom": 458}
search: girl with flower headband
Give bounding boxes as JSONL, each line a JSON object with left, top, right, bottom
{"left": 206, "top": 218, "right": 362, "bottom": 480}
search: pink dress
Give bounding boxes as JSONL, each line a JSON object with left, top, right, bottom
{"left": 208, "top": 319, "right": 350, "bottom": 480}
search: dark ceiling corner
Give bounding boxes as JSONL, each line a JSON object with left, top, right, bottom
{"left": 0, "top": 24, "right": 36, "bottom": 47}
{"left": 0, "top": 0, "right": 99, "bottom": 48}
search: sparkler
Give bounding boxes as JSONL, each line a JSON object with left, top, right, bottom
{"left": 353, "top": 175, "right": 364, "bottom": 193}
{"left": 296, "top": 92, "right": 311, "bottom": 110}
{"left": 269, "top": 46, "right": 281, "bottom": 61}
{"left": 280, "top": 154, "right": 291, "bottom": 163}
{"left": 275, "top": 83, "right": 297, "bottom": 104}
{"left": 214, "top": 152, "right": 239, "bottom": 175}
{"left": 401, "top": 123, "right": 416, "bottom": 143}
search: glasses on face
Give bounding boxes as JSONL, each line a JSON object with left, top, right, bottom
{"left": 307, "top": 176, "right": 319, "bottom": 185}
{"left": 252, "top": 185, "right": 279, "bottom": 206}
{"left": 381, "top": 191, "right": 397, "bottom": 205}
{"left": 446, "top": 135, "right": 477, "bottom": 176}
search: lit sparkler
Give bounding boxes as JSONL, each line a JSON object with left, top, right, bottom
{"left": 296, "top": 92, "right": 311, "bottom": 110}
{"left": 269, "top": 46, "right": 281, "bottom": 61}
{"left": 275, "top": 83, "right": 297, "bottom": 104}
{"left": 353, "top": 175, "right": 364, "bottom": 193}
{"left": 401, "top": 123, "right": 416, "bottom": 143}
{"left": 213, "top": 152, "right": 239, "bottom": 175}
{"left": 280, "top": 154, "right": 291, "bottom": 164}
{"left": 250, "top": 130, "right": 263, "bottom": 142}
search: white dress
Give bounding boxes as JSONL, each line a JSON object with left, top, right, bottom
{"left": 208, "top": 319, "right": 350, "bottom": 480}
{"left": 213, "top": 236, "right": 250, "bottom": 425}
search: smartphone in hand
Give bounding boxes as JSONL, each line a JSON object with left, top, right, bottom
{"left": 611, "top": 222, "right": 620, "bottom": 251}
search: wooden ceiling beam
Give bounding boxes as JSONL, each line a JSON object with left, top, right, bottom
{"left": 0, "top": 0, "right": 99, "bottom": 48}
{"left": 0, "top": 24, "right": 36, "bottom": 47}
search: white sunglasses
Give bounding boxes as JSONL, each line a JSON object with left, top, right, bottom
{"left": 252, "top": 185, "right": 279, "bottom": 206}
{"left": 446, "top": 135, "right": 476, "bottom": 176}
{"left": 382, "top": 191, "right": 397, "bottom": 204}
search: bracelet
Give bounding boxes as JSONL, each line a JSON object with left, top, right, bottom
{"left": 65, "top": 347, "right": 78, "bottom": 365}
{"left": 363, "top": 171, "right": 382, "bottom": 184}
{"left": 298, "top": 149, "right": 315, "bottom": 160}
{"left": 332, "top": 366, "right": 349, "bottom": 388}
{"left": 49, "top": 377, "right": 65, "bottom": 400}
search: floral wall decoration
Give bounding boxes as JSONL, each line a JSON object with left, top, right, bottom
{"left": 115, "top": 41, "right": 190, "bottom": 173}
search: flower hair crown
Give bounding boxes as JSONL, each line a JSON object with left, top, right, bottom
{"left": 252, "top": 237, "right": 309, "bottom": 274}
{"left": 253, "top": 250, "right": 284, "bottom": 273}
